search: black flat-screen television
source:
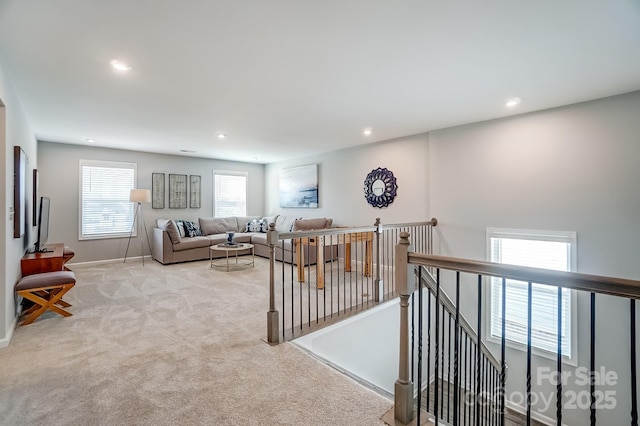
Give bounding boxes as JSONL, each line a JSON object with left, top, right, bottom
{"left": 35, "top": 196, "right": 51, "bottom": 253}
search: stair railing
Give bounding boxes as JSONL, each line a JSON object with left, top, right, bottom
{"left": 266, "top": 218, "right": 437, "bottom": 345}
{"left": 394, "top": 231, "right": 640, "bottom": 426}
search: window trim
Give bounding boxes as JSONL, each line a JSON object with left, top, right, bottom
{"left": 212, "top": 170, "right": 248, "bottom": 218}
{"left": 485, "top": 227, "right": 578, "bottom": 365}
{"left": 78, "top": 159, "right": 137, "bottom": 240}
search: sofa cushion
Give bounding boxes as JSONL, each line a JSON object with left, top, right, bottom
{"left": 292, "top": 218, "right": 331, "bottom": 231}
{"left": 199, "top": 217, "right": 237, "bottom": 235}
{"left": 157, "top": 219, "right": 182, "bottom": 244}
{"left": 232, "top": 232, "right": 253, "bottom": 243}
{"left": 172, "top": 236, "right": 210, "bottom": 252}
{"left": 245, "top": 219, "right": 262, "bottom": 232}
{"left": 176, "top": 220, "right": 186, "bottom": 238}
{"left": 275, "top": 215, "right": 298, "bottom": 232}
{"left": 261, "top": 215, "right": 278, "bottom": 232}
{"left": 235, "top": 216, "right": 261, "bottom": 232}
{"left": 182, "top": 220, "right": 203, "bottom": 237}
{"left": 250, "top": 233, "right": 267, "bottom": 245}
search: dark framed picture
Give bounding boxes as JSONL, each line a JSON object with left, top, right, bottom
{"left": 169, "top": 174, "right": 187, "bottom": 209}
{"left": 13, "top": 146, "right": 26, "bottom": 238}
{"left": 190, "top": 175, "right": 201, "bottom": 208}
{"left": 32, "top": 169, "right": 39, "bottom": 225}
{"left": 152, "top": 172, "right": 165, "bottom": 209}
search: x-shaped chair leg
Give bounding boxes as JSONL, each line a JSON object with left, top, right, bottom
{"left": 19, "top": 283, "right": 75, "bottom": 325}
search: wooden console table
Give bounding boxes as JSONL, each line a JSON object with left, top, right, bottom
{"left": 295, "top": 232, "right": 373, "bottom": 289}
{"left": 21, "top": 243, "right": 65, "bottom": 277}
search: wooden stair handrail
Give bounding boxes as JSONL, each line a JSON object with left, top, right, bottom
{"left": 408, "top": 253, "right": 640, "bottom": 299}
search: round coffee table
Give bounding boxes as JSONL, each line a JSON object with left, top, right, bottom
{"left": 209, "top": 243, "right": 255, "bottom": 271}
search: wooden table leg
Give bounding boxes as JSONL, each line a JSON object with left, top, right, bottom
{"left": 297, "top": 242, "right": 305, "bottom": 282}
{"left": 345, "top": 242, "right": 352, "bottom": 272}
{"left": 364, "top": 240, "right": 372, "bottom": 277}
{"left": 316, "top": 236, "right": 324, "bottom": 289}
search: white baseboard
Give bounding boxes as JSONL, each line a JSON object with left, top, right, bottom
{"left": 0, "top": 314, "right": 18, "bottom": 349}
{"left": 68, "top": 255, "right": 153, "bottom": 268}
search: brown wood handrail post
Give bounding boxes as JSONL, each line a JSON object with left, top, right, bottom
{"left": 394, "top": 231, "right": 415, "bottom": 424}
{"left": 374, "top": 217, "right": 383, "bottom": 302}
{"left": 267, "top": 223, "right": 280, "bottom": 344}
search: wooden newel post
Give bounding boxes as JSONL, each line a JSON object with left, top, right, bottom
{"left": 267, "top": 223, "right": 280, "bottom": 344}
{"left": 394, "top": 231, "right": 415, "bottom": 424}
{"left": 374, "top": 217, "right": 383, "bottom": 302}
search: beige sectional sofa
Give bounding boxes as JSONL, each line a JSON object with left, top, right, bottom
{"left": 152, "top": 215, "right": 334, "bottom": 265}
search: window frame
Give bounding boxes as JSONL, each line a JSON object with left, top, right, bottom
{"left": 78, "top": 159, "right": 137, "bottom": 240}
{"left": 212, "top": 170, "right": 248, "bottom": 218}
{"left": 485, "top": 227, "right": 578, "bottom": 365}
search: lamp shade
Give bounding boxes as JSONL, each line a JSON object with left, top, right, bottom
{"left": 130, "top": 189, "right": 151, "bottom": 203}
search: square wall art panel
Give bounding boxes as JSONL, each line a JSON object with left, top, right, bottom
{"left": 279, "top": 164, "right": 318, "bottom": 208}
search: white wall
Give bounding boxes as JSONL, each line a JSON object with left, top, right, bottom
{"left": 264, "top": 133, "right": 430, "bottom": 227}
{"left": 429, "top": 91, "right": 640, "bottom": 425}
{"left": 0, "top": 58, "right": 38, "bottom": 347}
{"left": 37, "top": 142, "right": 265, "bottom": 263}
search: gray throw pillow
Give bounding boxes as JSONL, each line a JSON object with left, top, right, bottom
{"left": 165, "top": 220, "right": 181, "bottom": 244}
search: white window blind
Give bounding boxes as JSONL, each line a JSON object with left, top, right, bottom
{"left": 214, "top": 172, "right": 247, "bottom": 217}
{"left": 79, "top": 160, "right": 136, "bottom": 240}
{"left": 488, "top": 228, "right": 576, "bottom": 360}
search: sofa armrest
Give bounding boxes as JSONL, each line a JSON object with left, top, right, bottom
{"left": 152, "top": 227, "right": 174, "bottom": 264}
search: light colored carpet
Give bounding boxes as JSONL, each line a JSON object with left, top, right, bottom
{"left": 0, "top": 258, "right": 392, "bottom": 425}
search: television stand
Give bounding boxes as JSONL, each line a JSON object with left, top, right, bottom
{"left": 21, "top": 243, "right": 64, "bottom": 276}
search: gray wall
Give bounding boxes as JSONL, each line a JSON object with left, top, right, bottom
{"left": 429, "top": 91, "right": 640, "bottom": 424}
{"left": 264, "top": 133, "right": 430, "bottom": 227}
{"left": 1, "top": 58, "right": 39, "bottom": 347}
{"left": 37, "top": 142, "right": 265, "bottom": 263}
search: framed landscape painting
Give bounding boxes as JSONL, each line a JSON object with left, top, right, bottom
{"left": 279, "top": 164, "right": 318, "bottom": 208}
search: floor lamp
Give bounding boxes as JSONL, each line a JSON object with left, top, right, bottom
{"left": 124, "top": 189, "right": 152, "bottom": 265}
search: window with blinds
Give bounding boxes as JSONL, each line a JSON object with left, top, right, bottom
{"left": 487, "top": 228, "right": 576, "bottom": 361}
{"left": 214, "top": 172, "right": 247, "bottom": 217}
{"left": 79, "top": 160, "right": 136, "bottom": 240}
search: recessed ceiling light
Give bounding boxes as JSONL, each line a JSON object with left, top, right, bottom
{"left": 85, "top": 138, "right": 96, "bottom": 143}
{"left": 506, "top": 97, "right": 521, "bottom": 108}
{"left": 217, "top": 133, "right": 227, "bottom": 139}
{"left": 110, "top": 60, "right": 132, "bottom": 71}
{"left": 363, "top": 128, "right": 372, "bottom": 136}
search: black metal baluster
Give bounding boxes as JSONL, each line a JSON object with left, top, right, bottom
{"left": 411, "top": 290, "right": 415, "bottom": 383}
{"left": 454, "top": 271, "right": 460, "bottom": 426}
{"left": 526, "top": 281, "right": 532, "bottom": 426}
{"left": 280, "top": 242, "right": 286, "bottom": 337}
{"left": 447, "top": 312, "right": 452, "bottom": 422}
{"left": 427, "top": 284, "right": 432, "bottom": 412}
{"left": 472, "top": 341, "right": 476, "bottom": 425}
{"left": 354, "top": 234, "right": 359, "bottom": 307}
{"left": 590, "top": 292, "right": 596, "bottom": 426}
{"left": 476, "top": 275, "right": 482, "bottom": 426}
{"left": 500, "top": 277, "right": 506, "bottom": 426}
{"left": 632, "top": 299, "right": 638, "bottom": 426}
{"left": 557, "top": 286, "right": 562, "bottom": 425}
{"left": 463, "top": 334, "right": 468, "bottom": 426}
{"left": 441, "top": 306, "right": 445, "bottom": 418}
{"left": 435, "top": 268, "right": 441, "bottom": 423}
{"left": 417, "top": 267, "right": 424, "bottom": 426}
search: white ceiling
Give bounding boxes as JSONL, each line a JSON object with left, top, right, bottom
{"left": 1, "top": 1, "right": 639, "bottom": 164}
